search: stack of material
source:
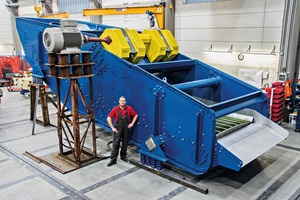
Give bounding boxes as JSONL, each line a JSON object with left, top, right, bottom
{"left": 264, "top": 82, "right": 285, "bottom": 123}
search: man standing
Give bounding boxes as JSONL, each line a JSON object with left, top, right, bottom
{"left": 107, "top": 96, "right": 138, "bottom": 167}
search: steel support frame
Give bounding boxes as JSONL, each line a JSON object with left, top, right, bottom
{"left": 52, "top": 52, "right": 97, "bottom": 166}
{"left": 30, "top": 84, "right": 52, "bottom": 135}
{"left": 56, "top": 77, "right": 97, "bottom": 164}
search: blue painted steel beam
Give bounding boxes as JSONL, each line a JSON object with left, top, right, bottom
{"left": 214, "top": 97, "right": 268, "bottom": 118}
{"left": 173, "top": 77, "right": 221, "bottom": 91}
{"left": 209, "top": 91, "right": 267, "bottom": 117}
{"left": 138, "top": 59, "right": 196, "bottom": 71}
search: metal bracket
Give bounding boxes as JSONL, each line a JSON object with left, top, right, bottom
{"left": 209, "top": 70, "right": 223, "bottom": 85}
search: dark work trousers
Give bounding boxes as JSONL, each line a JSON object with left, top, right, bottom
{"left": 110, "top": 117, "right": 129, "bottom": 162}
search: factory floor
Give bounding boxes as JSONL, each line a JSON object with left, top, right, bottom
{"left": 0, "top": 88, "right": 300, "bottom": 200}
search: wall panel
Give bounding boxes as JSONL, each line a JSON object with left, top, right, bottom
{"left": 0, "top": 1, "right": 14, "bottom": 55}
{"left": 176, "top": 28, "right": 264, "bottom": 42}
{"left": 264, "top": 12, "right": 284, "bottom": 27}
{"left": 175, "top": 13, "right": 265, "bottom": 29}
{"left": 175, "top": 0, "right": 285, "bottom": 86}
{"left": 176, "top": 0, "right": 265, "bottom": 16}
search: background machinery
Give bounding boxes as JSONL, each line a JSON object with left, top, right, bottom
{"left": 16, "top": 17, "right": 288, "bottom": 175}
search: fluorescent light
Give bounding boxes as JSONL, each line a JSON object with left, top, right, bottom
{"left": 203, "top": 44, "right": 233, "bottom": 54}
{"left": 238, "top": 45, "right": 277, "bottom": 60}
{"left": 244, "top": 45, "right": 277, "bottom": 56}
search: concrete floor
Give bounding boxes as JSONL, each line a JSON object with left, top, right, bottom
{"left": 0, "top": 88, "right": 300, "bottom": 200}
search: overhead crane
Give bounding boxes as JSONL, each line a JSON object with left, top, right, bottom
{"left": 83, "top": 4, "right": 165, "bottom": 29}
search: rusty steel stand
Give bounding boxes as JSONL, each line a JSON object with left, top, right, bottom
{"left": 30, "top": 81, "right": 57, "bottom": 135}
{"left": 30, "top": 84, "right": 50, "bottom": 125}
{"left": 56, "top": 77, "right": 97, "bottom": 164}
{"left": 24, "top": 52, "right": 102, "bottom": 173}
{"left": 54, "top": 52, "right": 99, "bottom": 166}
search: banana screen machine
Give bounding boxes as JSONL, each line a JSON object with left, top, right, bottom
{"left": 16, "top": 17, "right": 288, "bottom": 176}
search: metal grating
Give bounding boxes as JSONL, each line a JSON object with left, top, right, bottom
{"left": 216, "top": 116, "right": 251, "bottom": 139}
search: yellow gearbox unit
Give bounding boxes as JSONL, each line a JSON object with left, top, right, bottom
{"left": 125, "top": 29, "right": 146, "bottom": 64}
{"left": 100, "top": 29, "right": 130, "bottom": 59}
{"left": 139, "top": 34, "right": 151, "bottom": 46}
{"left": 160, "top": 30, "right": 179, "bottom": 61}
{"left": 100, "top": 28, "right": 179, "bottom": 63}
{"left": 142, "top": 30, "right": 166, "bottom": 63}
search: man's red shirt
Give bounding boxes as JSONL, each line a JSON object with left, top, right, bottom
{"left": 108, "top": 105, "right": 137, "bottom": 124}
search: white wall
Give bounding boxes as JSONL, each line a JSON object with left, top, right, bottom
{"left": 19, "top": 0, "right": 40, "bottom": 17}
{"left": 19, "top": 0, "right": 89, "bottom": 21}
{"left": 100, "top": 0, "right": 162, "bottom": 30}
{"left": 175, "top": 0, "right": 285, "bottom": 86}
{"left": 0, "top": 1, "right": 15, "bottom": 55}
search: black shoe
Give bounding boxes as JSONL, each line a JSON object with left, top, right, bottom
{"left": 107, "top": 160, "right": 116, "bottom": 167}
{"left": 121, "top": 157, "right": 129, "bottom": 162}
